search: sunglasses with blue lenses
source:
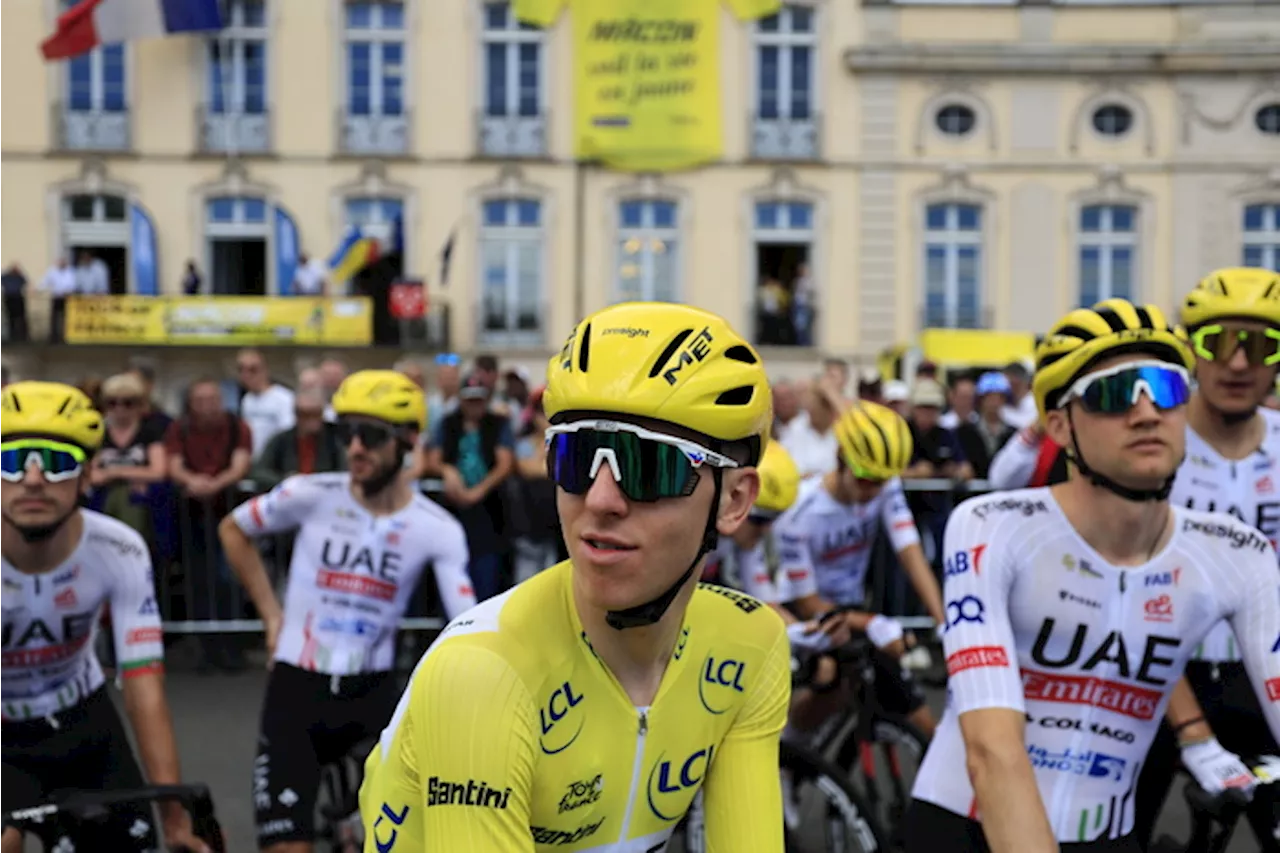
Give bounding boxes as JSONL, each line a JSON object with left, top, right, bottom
{"left": 545, "top": 420, "right": 739, "bottom": 503}
{"left": 434, "top": 353, "right": 461, "bottom": 367}
{"left": 0, "top": 439, "right": 88, "bottom": 483}
{"left": 1060, "top": 360, "right": 1192, "bottom": 415}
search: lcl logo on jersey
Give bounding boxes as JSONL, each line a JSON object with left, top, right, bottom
{"left": 371, "top": 803, "right": 409, "bottom": 853}
{"left": 698, "top": 654, "right": 746, "bottom": 715}
{"left": 647, "top": 746, "right": 714, "bottom": 821}
{"left": 539, "top": 681, "right": 585, "bottom": 755}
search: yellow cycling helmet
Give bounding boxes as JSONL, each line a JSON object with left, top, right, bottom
{"left": 754, "top": 441, "right": 800, "bottom": 516}
{"left": 330, "top": 369, "right": 426, "bottom": 431}
{"left": 833, "top": 400, "right": 913, "bottom": 481}
{"left": 1181, "top": 266, "right": 1280, "bottom": 330}
{"left": 543, "top": 302, "right": 772, "bottom": 463}
{"left": 1, "top": 381, "right": 104, "bottom": 452}
{"left": 1033, "top": 298, "right": 1193, "bottom": 420}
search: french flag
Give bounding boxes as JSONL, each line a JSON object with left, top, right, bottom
{"left": 42, "top": 0, "right": 223, "bottom": 61}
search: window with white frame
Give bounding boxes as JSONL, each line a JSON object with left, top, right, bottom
{"left": 923, "top": 203, "right": 983, "bottom": 329}
{"left": 482, "top": 3, "right": 541, "bottom": 119}
{"left": 345, "top": 2, "right": 404, "bottom": 118}
{"left": 480, "top": 199, "right": 543, "bottom": 341}
{"left": 1078, "top": 204, "right": 1137, "bottom": 306}
{"left": 1244, "top": 203, "right": 1280, "bottom": 272}
{"left": 65, "top": 0, "right": 125, "bottom": 117}
{"left": 753, "top": 201, "right": 814, "bottom": 346}
{"left": 616, "top": 200, "right": 679, "bottom": 303}
{"left": 208, "top": 1, "right": 267, "bottom": 117}
{"left": 754, "top": 6, "right": 814, "bottom": 122}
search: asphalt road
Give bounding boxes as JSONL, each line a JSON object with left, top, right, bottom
{"left": 149, "top": 638, "right": 1251, "bottom": 853}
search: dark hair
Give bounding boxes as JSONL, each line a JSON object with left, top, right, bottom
{"left": 475, "top": 354, "right": 499, "bottom": 373}
{"left": 1004, "top": 362, "right": 1031, "bottom": 381}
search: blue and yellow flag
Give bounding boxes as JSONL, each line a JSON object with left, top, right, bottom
{"left": 515, "top": 0, "right": 780, "bottom": 172}
{"left": 328, "top": 226, "right": 381, "bottom": 283}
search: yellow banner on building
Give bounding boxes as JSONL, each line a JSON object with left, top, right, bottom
{"left": 515, "top": 0, "right": 780, "bottom": 172}
{"left": 64, "top": 296, "right": 373, "bottom": 346}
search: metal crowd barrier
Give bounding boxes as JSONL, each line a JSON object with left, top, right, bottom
{"left": 147, "top": 475, "right": 994, "bottom": 637}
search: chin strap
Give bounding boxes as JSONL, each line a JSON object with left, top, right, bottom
{"left": 605, "top": 471, "right": 723, "bottom": 631}
{"left": 1063, "top": 408, "right": 1176, "bottom": 503}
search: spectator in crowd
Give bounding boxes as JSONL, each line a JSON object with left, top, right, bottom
{"left": 954, "top": 372, "right": 1017, "bottom": 480}
{"left": 792, "top": 262, "right": 815, "bottom": 346}
{"left": 3, "top": 263, "right": 28, "bottom": 343}
{"left": 856, "top": 369, "right": 884, "bottom": 404}
{"left": 91, "top": 372, "right": 168, "bottom": 541}
{"left": 426, "top": 353, "right": 461, "bottom": 437}
{"left": 165, "top": 378, "right": 253, "bottom": 672}
{"left": 126, "top": 359, "right": 174, "bottom": 434}
{"left": 250, "top": 388, "right": 346, "bottom": 490}
{"left": 235, "top": 348, "right": 295, "bottom": 459}
{"left": 75, "top": 249, "right": 110, "bottom": 295}
{"left": 40, "top": 255, "right": 76, "bottom": 343}
{"left": 317, "top": 354, "right": 348, "bottom": 421}
{"left": 771, "top": 379, "right": 803, "bottom": 441}
{"left": 510, "top": 387, "right": 562, "bottom": 584}
{"left": 915, "top": 359, "right": 939, "bottom": 382}
{"left": 903, "top": 379, "right": 972, "bottom": 481}
{"left": 938, "top": 373, "right": 977, "bottom": 429}
{"left": 296, "top": 366, "right": 323, "bottom": 396}
{"left": 426, "top": 371, "right": 515, "bottom": 601}
{"left": 394, "top": 357, "right": 425, "bottom": 390}
{"left": 77, "top": 375, "right": 104, "bottom": 408}
{"left": 502, "top": 366, "right": 532, "bottom": 434}
{"left": 1001, "top": 360, "right": 1038, "bottom": 428}
{"left": 292, "top": 252, "right": 327, "bottom": 296}
{"left": 758, "top": 277, "right": 790, "bottom": 345}
{"left": 883, "top": 379, "right": 910, "bottom": 417}
{"left": 823, "top": 357, "right": 850, "bottom": 397}
{"left": 181, "top": 260, "right": 203, "bottom": 295}
{"left": 782, "top": 375, "right": 842, "bottom": 480}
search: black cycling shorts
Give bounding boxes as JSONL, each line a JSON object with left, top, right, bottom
{"left": 901, "top": 799, "right": 1142, "bottom": 853}
{"left": 2, "top": 686, "right": 159, "bottom": 852}
{"left": 253, "top": 662, "right": 398, "bottom": 848}
{"left": 871, "top": 648, "right": 927, "bottom": 717}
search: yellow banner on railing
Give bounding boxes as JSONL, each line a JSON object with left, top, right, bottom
{"left": 64, "top": 296, "right": 373, "bottom": 346}
{"left": 515, "top": 0, "right": 781, "bottom": 171}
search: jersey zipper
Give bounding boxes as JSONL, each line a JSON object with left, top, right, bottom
{"left": 616, "top": 711, "right": 649, "bottom": 844}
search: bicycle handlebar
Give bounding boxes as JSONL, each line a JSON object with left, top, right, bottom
{"left": 7, "top": 784, "right": 225, "bottom": 853}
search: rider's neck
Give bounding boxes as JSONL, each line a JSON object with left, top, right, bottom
{"left": 574, "top": 572, "right": 696, "bottom": 708}
{"left": 822, "top": 470, "right": 853, "bottom": 505}
{"left": 1051, "top": 477, "right": 1172, "bottom": 567}
{"left": 1186, "top": 392, "right": 1262, "bottom": 461}
{"left": 1, "top": 511, "right": 84, "bottom": 575}
{"left": 351, "top": 471, "right": 416, "bottom": 516}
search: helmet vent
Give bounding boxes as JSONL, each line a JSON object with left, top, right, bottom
{"left": 715, "top": 386, "right": 754, "bottom": 406}
{"left": 1095, "top": 308, "right": 1127, "bottom": 333}
{"left": 578, "top": 323, "right": 593, "bottom": 372}
{"left": 1054, "top": 324, "right": 1095, "bottom": 342}
{"left": 1133, "top": 306, "right": 1153, "bottom": 328}
{"left": 724, "top": 345, "right": 757, "bottom": 365}
{"left": 648, "top": 328, "right": 694, "bottom": 379}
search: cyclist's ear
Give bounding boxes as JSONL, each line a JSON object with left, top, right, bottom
{"left": 715, "top": 467, "right": 759, "bottom": 537}
{"left": 1043, "top": 409, "right": 1071, "bottom": 449}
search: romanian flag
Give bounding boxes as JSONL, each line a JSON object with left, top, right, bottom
{"left": 328, "top": 226, "right": 381, "bottom": 284}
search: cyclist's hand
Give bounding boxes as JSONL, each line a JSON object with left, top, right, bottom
{"left": 263, "top": 612, "right": 282, "bottom": 669}
{"left": 787, "top": 621, "right": 835, "bottom": 654}
{"left": 866, "top": 614, "right": 904, "bottom": 652}
{"left": 814, "top": 612, "right": 851, "bottom": 647}
{"left": 1181, "top": 737, "right": 1257, "bottom": 801}
{"left": 162, "top": 809, "right": 212, "bottom": 853}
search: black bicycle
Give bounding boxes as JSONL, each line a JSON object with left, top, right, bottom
{"left": 1149, "top": 754, "right": 1280, "bottom": 853}
{"left": 314, "top": 736, "right": 378, "bottom": 852}
{"left": 5, "top": 784, "right": 225, "bottom": 853}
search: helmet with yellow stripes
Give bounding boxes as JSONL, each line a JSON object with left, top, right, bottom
{"left": 754, "top": 441, "right": 800, "bottom": 516}
{"left": 833, "top": 401, "right": 913, "bottom": 481}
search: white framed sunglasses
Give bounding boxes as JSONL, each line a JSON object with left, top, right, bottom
{"left": 544, "top": 418, "right": 738, "bottom": 502}
{"left": 1059, "top": 359, "right": 1192, "bottom": 415}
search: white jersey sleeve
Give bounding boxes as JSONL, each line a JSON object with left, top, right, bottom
{"left": 987, "top": 430, "right": 1041, "bottom": 490}
{"left": 772, "top": 510, "right": 818, "bottom": 602}
{"left": 417, "top": 497, "right": 475, "bottom": 620}
{"left": 89, "top": 519, "right": 165, "bottom": 678}
{"left": 232, "top": 474, "right": 325, "bottom": 535}
{"left": 939, "top": 497, "right": 1025, "bottom": 716}
{"left": 736, "top": 539, "right": 780, "bottom": 605}
{"left": 1214, "top": 525, "right": 1280, "bottom": 740}
{"left": 880, "top": 478, "right": 921, "bottom": 553}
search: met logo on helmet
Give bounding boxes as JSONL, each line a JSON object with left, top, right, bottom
{"left": 661, "top": 327, "right": 714, "bottom": 386}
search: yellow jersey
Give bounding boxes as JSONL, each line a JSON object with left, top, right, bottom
{"left": 359, "top": 559, "right": 790, "bottom": 851}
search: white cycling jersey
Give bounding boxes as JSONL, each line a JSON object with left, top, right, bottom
{"left": 709, "top": 535, "right": 796, "bottom": 604}
{"left": 231, "top": 473, "right": 474, "bottom": 675}
{"left": 772, "top": 477, "right": 919, "bottom": 606}
{"left": 1, "top": 511, "right": 164, "bottom": 721}
{"left": 912, "top": 488, "right": 1280, "bottom": 843}
{"left": 1171, "top": 407, "right": 1280, "bottom": 663}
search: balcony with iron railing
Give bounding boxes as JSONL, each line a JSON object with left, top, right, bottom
{"left": 477, "top": 110, "right": 548, "bottom": 158}
{"left": 750, "top": 112, "right": 821, "bottom": 161}
{"left": 338, "top": 108, "right": 412, "bottom": 156}
{"left": 51, "top": 102, "right": 130, "bottom": 152}
{"left": 196, "top": 106, "right": 271, "bottom": 154}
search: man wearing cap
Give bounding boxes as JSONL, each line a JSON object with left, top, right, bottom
{"left": 953, "top": 372, "right": 1017, "bottom": 479}
{"left": 423, "top": 371, "right": 516, "bottom": 600}
{"left": 903, "top": 379, "right": 973, "bottom": 483}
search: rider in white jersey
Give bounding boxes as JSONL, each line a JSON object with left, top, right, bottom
{"left": 905, "top": 298, "right": 1280, "bottom": 853}
{"left": 2, "top": 382, "right": 208, "bottom": 853}
{"left": 1133, "top": 267, "right": 1280, "bottom": 850}
{"left": 218, "top": 370, "right": 473, "bottom": 853}
{"left": 771, "top": 400, "right": 944, "bottom": 736}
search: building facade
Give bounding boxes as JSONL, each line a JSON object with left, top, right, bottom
{"left": 2, "top": 0, "right": 1278, "bottom": 367}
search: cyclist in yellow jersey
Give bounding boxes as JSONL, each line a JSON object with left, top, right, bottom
{"left": 360, "top": 303, "right": 790, "bottom": 852}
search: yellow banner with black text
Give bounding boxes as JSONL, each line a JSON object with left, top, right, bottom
{"left": 515, "top": 0, "right": 781, "bottom": 172}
